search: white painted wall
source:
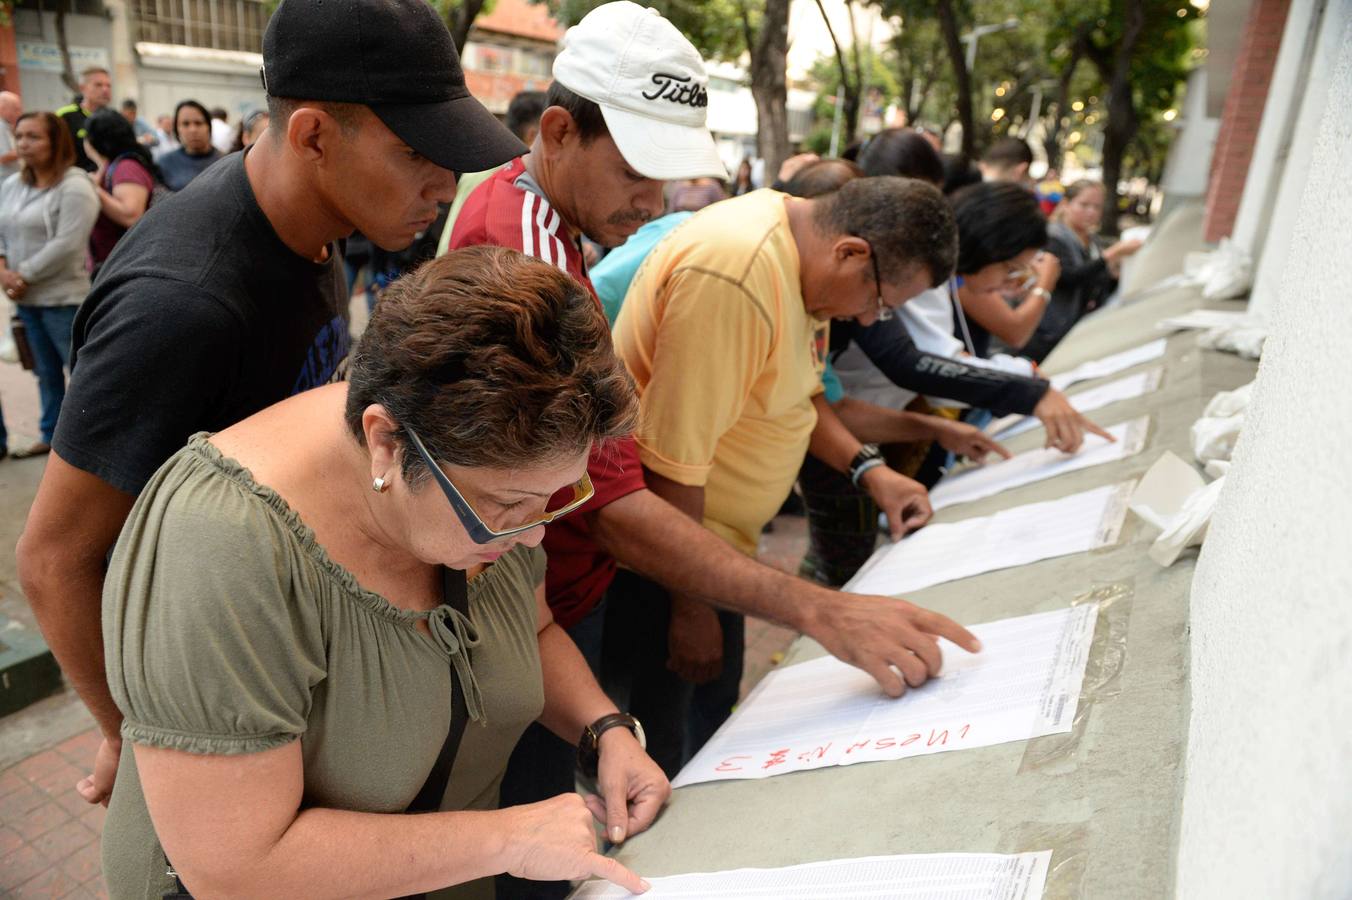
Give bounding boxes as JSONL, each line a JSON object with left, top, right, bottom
{"left": 1174, "top": 14, "right": 1352, "bottom": 899}
{"left": 1159, "top": 68, "right": 1220, "bottom": 213}
{"left": 1243, "top": 0, "right": 1349, "bottom": 320}
{"left": 1231, "top": 0, "right": 1327, "bottom": 263}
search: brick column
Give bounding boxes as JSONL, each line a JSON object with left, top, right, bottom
{"left": 0, "top": 23, "right": 20, "bottom": 95}
{"left": 1203, "top": 0, "right": 1292, "bottom": 243}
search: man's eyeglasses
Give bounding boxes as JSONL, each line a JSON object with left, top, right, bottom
{"left": 855, "top": 235, "right": 894, "bottom": 322}
{"left": 403, "top": 425, "right": 594, "bottom": 544}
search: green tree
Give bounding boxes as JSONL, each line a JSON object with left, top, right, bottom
{"left": 808, "top": 50, "right": 900, "bottom": 149}
{"left": 890, "top": 13, "right": 950, "bottom": 128}
{"left": 812, "top": 0, "right": 868, "bottom": 141}
{"left": 433, "top": 0, "right": 497, "bottom": 53}
{"left": 880, "top": 0, "right": 1048, "bottom": 158}
{"left": 1047, "top": 0, "right": 1199, "bottom": 232}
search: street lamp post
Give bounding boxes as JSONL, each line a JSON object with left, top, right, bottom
{"left": 961, "top": 18, "right": 1019, "bottom": 71}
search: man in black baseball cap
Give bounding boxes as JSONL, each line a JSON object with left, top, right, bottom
{"left": 261, "top": 0, "right": 524, "bottom": 174}
{"left": 19, "top": 0, "right": 524, "bottom": 815}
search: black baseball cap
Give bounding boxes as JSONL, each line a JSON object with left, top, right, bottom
{"left": 261, "top": 0, "right": 526, "bottom": 172}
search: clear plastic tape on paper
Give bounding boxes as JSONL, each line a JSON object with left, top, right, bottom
{"left": 672, "top": 605, "right": 1099, "bottom": 789}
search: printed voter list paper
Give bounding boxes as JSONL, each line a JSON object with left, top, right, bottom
{"left": 672, "top": 605, "right": 1097, "bottom": 788}
{"left": 987, "top": 369, "right": 1162, "bottom": 439}
{"left": 845, "top": 483, "right": 1132, "bottom": 598}
{"left": 1047, "top": 338, "right": 1167, "bottom": 392}
{"left": 931, "top": 416, "right": 1149, "bottom": 512}
{"left": 573, "top": 851, "right": 1053, "bottom": 900}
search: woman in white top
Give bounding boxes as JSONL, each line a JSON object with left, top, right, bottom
{"left": 0, "top": 110, "right": 99, "bottom": 458}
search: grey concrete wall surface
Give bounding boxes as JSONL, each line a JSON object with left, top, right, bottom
{"left": 582, "top": 213, "right": 1257, "bottom": 897}
{"left": 1173, "top": 16, "right": 1352, "bottom": 900}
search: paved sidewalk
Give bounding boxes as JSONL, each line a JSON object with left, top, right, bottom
{"left": 0, "top": 729, "right": 108, "bottom": 898}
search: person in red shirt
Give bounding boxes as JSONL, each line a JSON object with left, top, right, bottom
{"left": 449, "top": 6, "right": 978, "bottom": 896}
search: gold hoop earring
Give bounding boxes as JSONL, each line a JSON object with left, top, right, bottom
{"left": 372, "top": 476, "right": 388, "bottom": 493}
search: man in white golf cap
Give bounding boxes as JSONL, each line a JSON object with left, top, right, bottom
{"left": 450, "top": 8, "right": 976, "bottom": 896}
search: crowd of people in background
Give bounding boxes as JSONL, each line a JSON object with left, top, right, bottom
{"left": 2, "top": 0, "right": 1154, "bottom": 896}
{"left": 0, "top": 65, "right": 272, "bottom": 460}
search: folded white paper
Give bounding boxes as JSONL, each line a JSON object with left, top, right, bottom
{"left": 932, "top": 417, "right": 1148, "bottom": 511}
{"left": 1128, "top": 452, "right": 1205, "bottom": 530}
{"left": 672, "top": 605, "right": 1098, "bottom": 788}
{"left": 573, "top": 851, "right": 1054, "bottom": 899}
{"left": 846, "top": 482, "right": 1133, "bottom": 598}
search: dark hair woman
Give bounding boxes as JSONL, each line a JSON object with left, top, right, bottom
{"left": 158, "top": 99, "right": 223, "bottom": 191}
{"left": 84, "top": 107, "right": 159, "bottom": 269}
{"left": 1018, "top": 179, "right": 1145, "bottom": 361}
{"left": 100, "top": 246, "right": 665, "bottom": 899}
{"left": 947, "top": 180, "right": 1056, "bottom": 358}
{"left": 857, "top": 128, "right": 945, "bottom": 185}
{"left": 0, "top": 111, "right": 99, "bottom": 458}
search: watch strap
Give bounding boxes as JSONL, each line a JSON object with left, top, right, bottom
{"left": 577, "top": 712, "right": 645, "bottom": 779}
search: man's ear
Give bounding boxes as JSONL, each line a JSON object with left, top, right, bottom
{"left": 284, "top": 105, "right": 343, "bottom": 165}
{"left": 535, "top": 106, "right": 575, "bottom": 157}
{"left": 832, "top": 234, "right": 872, "bottom": 267}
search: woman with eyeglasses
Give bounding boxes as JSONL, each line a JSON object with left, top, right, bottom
{"left": 1017, "top": 178, "right": 1143, "bottom": 362}
{"left": 944, "top": 180, "right": 1061, "bottom": 359}
{"left": 100, "top": 246, "right": 664, "bottom": 899}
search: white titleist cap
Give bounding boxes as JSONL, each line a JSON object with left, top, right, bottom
{"left": 552, "top": 1, "right": 727, "bottom": 180}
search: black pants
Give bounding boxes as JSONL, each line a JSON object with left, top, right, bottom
{"left": 797, "top": 453, "right": 881, "bottom": 588}
{"left": 601, "top": 569, "right": 745, "bottom": 779}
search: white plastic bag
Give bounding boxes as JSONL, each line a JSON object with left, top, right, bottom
{"left": 1198, "top": 320, "right": 1267, "bottom": 359}
{"left": 1181, "top": 237, "right": 1253, "bottom": 301}
{"left": 1191, "top": 414, "right": 1244, "bottom": 465}
{"left": 1203, "top": 381, "right": 1254, "bottom": 418}
{"left": 1148, "top": 475, "right": 1226, "bottom": 567}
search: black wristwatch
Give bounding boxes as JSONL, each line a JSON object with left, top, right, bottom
{"left": 848, "top": 443, "right": 885, "bottom": 486}
{"left": 577, "top": 713, "right": 646, "bottom": 779}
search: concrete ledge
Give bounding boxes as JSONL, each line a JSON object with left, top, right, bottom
{"left": 586, "top": 285, "right": 1257, "bottom": 897}
{"left": 0, "top": 615, "right": 62, "bottom": 719}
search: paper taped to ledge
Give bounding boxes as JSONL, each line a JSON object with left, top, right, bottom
{"left": 671, "top": 604, "right": 1098, "bottom": 789}
{"left": 1048, "top": 338, "right": 1167, "bottom": 392}
{"left": 573, "top": 851, "right": 1053, "bottom": 899}
{"left": 988, "top": 369, "right": 1162, "bottom": 439}
{"left": 846, "top": 482, "right": 1132, "bottom": 598}
{"left": 932, "top": 416, "right": 1149, "bottom": 511}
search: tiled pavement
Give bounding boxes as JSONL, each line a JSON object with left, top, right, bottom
{"left": 0, "top": 729, "right": 108, "bottom": 898}
{"left": 0, "top": 508, "right": 808, "bottom": 896}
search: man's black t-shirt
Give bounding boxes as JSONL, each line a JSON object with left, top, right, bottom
{"left": 55, "top": 153, "right": 350, "bottom": 495}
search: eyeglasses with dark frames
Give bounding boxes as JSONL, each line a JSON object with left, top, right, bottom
{"left": 853, "top": 234, "right": 894, "bottom": 322}
{"left": 403, "top": 424, "right": 595, "bottom": 545}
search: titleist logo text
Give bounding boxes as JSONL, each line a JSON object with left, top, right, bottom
{"left": 642, "top": 72, "right": 708, "bottom": 108}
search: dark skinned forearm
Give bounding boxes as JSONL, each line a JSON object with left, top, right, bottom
{"left": 587, "top": 487, "right": 828, "bottom": 633}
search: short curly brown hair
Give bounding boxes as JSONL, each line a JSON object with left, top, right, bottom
{"left": 345, "top": 246, "right": 638, "bottom": 482}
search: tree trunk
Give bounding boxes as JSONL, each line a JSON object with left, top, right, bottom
{"left": 748, "top": 0, "right": 791, "bottom": 180}
{"left": 813, "top": 0, "right": 860, "bottom": 141}
{"left": 450, "top": 0, "right": 487, "bottom": 54}
{"left": 1096, "top": 0, "right": 1146, "bottom": 235}
{"left": 934, "top": 0, "right": 974, "bottom": 159}
{"left": 54, "top": 0, "right": 78, "bottom": 94}
{"left": 1042, "top": 49, "right": 1081, "bottom": 172}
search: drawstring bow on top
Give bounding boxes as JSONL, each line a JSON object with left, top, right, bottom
{"left": 426, "top": 605, "right": 485, "bottom": 724}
